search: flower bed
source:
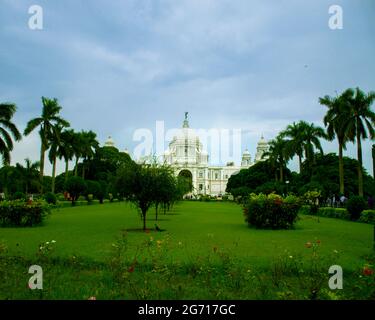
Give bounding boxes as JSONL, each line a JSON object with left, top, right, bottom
{"left": 0, "top": 200, "right": 50, "bottom": 227}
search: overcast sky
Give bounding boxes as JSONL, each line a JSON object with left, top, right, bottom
{"left": 1, "top": 0, "right": 374, "bottom": 175}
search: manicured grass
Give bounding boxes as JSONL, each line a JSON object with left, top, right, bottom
{"left": 0, "top": 201, "right": 373, "bottom": 270}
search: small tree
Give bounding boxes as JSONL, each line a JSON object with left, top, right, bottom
{"left": 115, "top": 162, "right": 157, "bottom": 230}
{"left": 153, "top": 165, "right": 177, "bottom": 219}
{"left": 64, "top": 176, "right": 87, "bottom": 206}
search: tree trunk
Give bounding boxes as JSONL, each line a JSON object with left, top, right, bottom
{"left": 356, "top": 124, "right": 364, "bottom": 197}
{"left": 338, "top": 142, "right": 345, "bottom": 195}
{"left": 65, "top": 160, "right": 69, "bottom": 182}
{"left": 298, "top": 155, "right": 302, "bottom": 174}
{"left": 372, "top": 144, "right": 375, "bottom": 179}
{"left": 142, "top": 209, "right": 147, "bottom": 231}
{"left": 39, "top": 142, "right": 46, "bottom": 194}
{"left": 51, "top": 156, "right": 57, "bottom": 193}
{"left": 280, "top": 165, "right": 284, "bottom": 183}
{"left": 74, "top": 157, "right": 79, "bottom": 176}
{"left": 82, "top": 164, "right": 85, "bottom": 179}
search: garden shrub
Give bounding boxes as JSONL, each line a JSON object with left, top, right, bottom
{"left": 243, "top": 193, "right": 301, "bottom": 229}
{"left": 346, "top": 196, "right": 368, "bottom": 221}
{"left": 44, "top": 192, "right": 57, "bottom": 205}
{"left": 0, "top": 200, "right": 50, "bottom": 227}
{"left": 359, "top": 210, "right": 375, "bottom": 225}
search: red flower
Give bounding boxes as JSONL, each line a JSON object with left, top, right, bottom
{"left": 128, "top": 265, "right": 135, "bottom": 273}
{"left": 316, "top": 240, "right": 321, "bottom": 245}
{"left": 363, "top": 266, "right": 374, "bottom": 276}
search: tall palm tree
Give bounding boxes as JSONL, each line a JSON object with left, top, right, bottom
{"left": 48, "top": 124, "right": 67, "bottom": 193}
{"left": 263, "top": 136, "right": 289, "bottom": 183}
{"left": 15, "top": 158, "right": 40, "bottom": 194}
{"left": 79, "top": 130, "right": 99, "bottom": 179}
{"left": 320, "top": 90, "right": 353, "bottom": 194}
{"left": 72, "top": 132, "right": 84, "bottom": 177}
{"left": 344, "top": 87, "right": 375, "bottom": 197}
{"left": 299, "top": 121, "right": 327, "bottom": 170}
{"left": 0, "top": 103, "right": 22, "bottom": 165}
{"left": 24, "top": 97, "right": 70, "bottom": 193}
{"left": 57, "top": 129, "right": 75, "bottom": 183}
{"left": 279, "top": 121, "right": 305, "bottom": 173}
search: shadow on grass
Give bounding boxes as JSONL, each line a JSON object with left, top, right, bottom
{"left": 122, "top": 228, "right": 166, "bottom": 233}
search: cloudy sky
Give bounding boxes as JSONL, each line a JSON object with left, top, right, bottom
{"left": 1, "top": 0, "right": 374, "bottom": 175}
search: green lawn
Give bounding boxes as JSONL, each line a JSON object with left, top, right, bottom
{"left": 1, "top": 201, "right": 373, "bottom": 270}
{"left": 1, "top": 201, "right": 374, "bottom": 299}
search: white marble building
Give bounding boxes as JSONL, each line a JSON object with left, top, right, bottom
{"left": 162, "top": 115, "right": 269, "bottom": 196}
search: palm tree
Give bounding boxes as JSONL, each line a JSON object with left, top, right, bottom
{"left": 72, "top": 132, "right": 84, "bottom": 177}
{"left": 48, "top": 124, "right": 66, "bottom": 193}
{"left": 299, "top": 121, "right": 327, "bottom": 170}
{"left": 24, "top": 97, "right": 70, "bottom": 193}
{"left": 320, "top": 90, "right": 353, "bottom": 194}
{"left": 15, "top": 158, "right": 40, "bottom": 194}
{"left": 79, "top": 130, "right": 99, "bottom": 179}
{"left": 57, "top": 129, "right": 75, "bottom": 183}
{"left": 263, "top": 136, "right": 289, "bottom": 182}
{"left": 344, "top": 87, "right": 375, "bottom": 197}
{"left": 0, "top": 103, "right": 22, "bottom": 165}
{"left": 279, "top": 121, "right": 305, "bottom": 173}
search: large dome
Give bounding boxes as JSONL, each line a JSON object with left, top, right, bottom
{"left": 173, "top": 127, "right": 199, "bottom": 143}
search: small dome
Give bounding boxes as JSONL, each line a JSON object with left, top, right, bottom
{"left": 104, "top": 136, "right": 115, "bottom": 147}
{"left": 242, "top": 148, "right": 250, "bottom": 155}
{"left": 258, "top": 135, "right": 267, "bottom": 145}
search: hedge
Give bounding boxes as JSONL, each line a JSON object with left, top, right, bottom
{"left": 359, "top": 210, "right": 375, "bottom": 225}
{"left": 300, "top": 206, "right": 375, "bottom": 224}
{"left": 0, "top": 200, "right": 51, "bottom": 227}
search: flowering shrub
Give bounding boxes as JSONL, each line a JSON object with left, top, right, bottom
{"left": 0, "top": 200, "right": 50, "bottom": 227}
{"left": 243, "top": 193, "right": 301, "bottom": 229}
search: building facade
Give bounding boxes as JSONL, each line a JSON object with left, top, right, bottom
{"left": 162, "top": 115, "right": 269, "bottom": 196}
